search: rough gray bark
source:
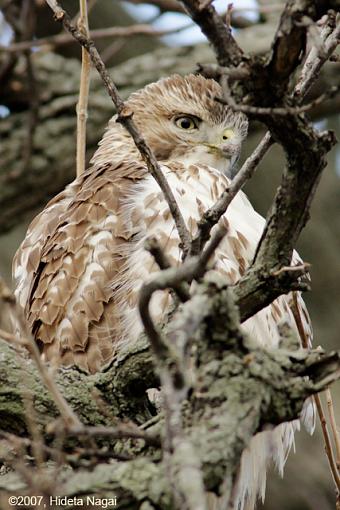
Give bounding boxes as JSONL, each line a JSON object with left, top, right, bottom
{"left": 0, "top": 3, "right": 339, "bottom": 507}
{"left": 1, "top": 279, "right": 339, "bottom": 507}
{"left": 0, "top": 336, "right": 155, "bottom": 434}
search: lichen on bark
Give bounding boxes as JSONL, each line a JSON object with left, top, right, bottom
{"left": 0, "top": 277, "right": 339, "bottom": 506}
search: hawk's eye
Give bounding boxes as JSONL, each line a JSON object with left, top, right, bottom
{"left": 174, "top": 115, "right": 200, "bottom": 130}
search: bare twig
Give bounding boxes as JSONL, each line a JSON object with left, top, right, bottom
{"left": 0, "top": 23, "right": 193, "bottom": 54}
{"left": 272, "top": 262, "right": 311, "bottom": 277}
{"left": 24, "top": 340, "right": 81, "bottom": 429}
{"left": 0, "top": 327, "right": 20, "bottom": 344}
{"left": 45, "top": 0, "right": 191, "bottom": 256}
{"left": 21, "top": 390, "right": 45, "bottom": 467}
{"left": 326, "top": 387, "right": 340, "bottom": 469}
{"left": 314, "top": 394, "right": 340, "bottom": 492}
{"left": 225, "top": 2, "right": 233, "bottom": 28}
{"left": 190, "top": 132, "right": 273, "bottom": 256}
{"left": 71, "top": 0, "right": 98, "bottom": 24}
{"left": 1, "top": 327, "right": 81, "bottom": 429}
{"left": 291, "top": 293, "right": 340, "bottom": 495}
{"left": 139, "top": 227, "right": 226, "bottom": 358}
{"left": 216, "top": 85, "right": 340, "bottom": 116}
{"left": 0, "top": 431, "right": 47, "bottom": 460}
{"left": 67, "top": 425, "right": 161, "bottom": 447}
{"left": 144, "top": 237, "right": 191, "bottom": 302}
{"left": 76, "top": 0, "right": 90, "bottom": 177}
{"left": 0, "top": 432, "right": 129, "bottom": 466}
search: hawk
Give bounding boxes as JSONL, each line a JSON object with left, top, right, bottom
{"left": 13, "top": 74, "right": 313, "bottom": 509}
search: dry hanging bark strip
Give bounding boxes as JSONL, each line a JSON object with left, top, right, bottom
{"left": 76, "top": 0, "right": 91, "bottom": 177}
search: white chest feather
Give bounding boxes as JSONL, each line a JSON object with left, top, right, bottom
{"left": 120, "top": 162, "right": 303, "bottom": 350}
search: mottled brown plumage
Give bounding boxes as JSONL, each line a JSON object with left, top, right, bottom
{"left": 13, "top": 74, "right": 313, "bottom": 509}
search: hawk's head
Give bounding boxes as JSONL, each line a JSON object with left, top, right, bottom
{"left": 126, "top": 74, "right": 248, "bottom": 175}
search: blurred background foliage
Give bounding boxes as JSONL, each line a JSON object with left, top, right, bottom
{"left": 0, "top": 1, "right": 339, "bottom": 508}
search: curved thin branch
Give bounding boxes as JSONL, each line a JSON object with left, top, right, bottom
{"left": 190, "top": 132, "right": 273, "bottom": 256}
{"left": 139, "top": 227, "right": 226, "bottom": 357}
{"left": 45, "top": 0, "right": 192, "bottom": 256}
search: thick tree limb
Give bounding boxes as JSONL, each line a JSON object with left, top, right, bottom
{"left": 1, "top": 280, "right": 340, "bottom": 505}
{"left": 0, "top": 335, "right": 156, "bottom": 435}
{"left": 252, "top": 121, "right": 336, "bottom": 267}
{"left": 220, "top": 4, "right": 339, "bottom": 320}
{"left": 180, "top": 0, "right": 244, "bottom": 67}
{"left": 265, "top": 0, "right": 310, "bottom": 92}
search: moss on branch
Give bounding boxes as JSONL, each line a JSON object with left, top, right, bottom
{"left": 0, "top": 279, "right": 339, "bottom": 505}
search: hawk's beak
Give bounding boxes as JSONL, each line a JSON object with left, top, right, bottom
{"left": 203, "top": 129, "right": 240, "bottom": 159}
{"left": 203, "top": 140, "right": 240, "bottom": 159}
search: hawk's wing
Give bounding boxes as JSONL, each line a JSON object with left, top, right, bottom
{"left": 13, "top": 161, "right": 146, "bottom": 373}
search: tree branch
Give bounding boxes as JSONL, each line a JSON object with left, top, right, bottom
{"left": 76, "top": 0, "right": 91, "bottom": 177}
{"left": 45, "top": 0, "right": 191, "bottom": 255}
{"left": 216, "top": 85, "right": 340, "bottom": 116}
{"left": 139, "top": 226, "right": 226, "bottom": 358}
{"left": 1, "top": 22, "right": 338, "bottom": 234}
{"left": 1, "top": 280, "right": 340, "bottom": 505}
{"left": 223, "top": 5, "right": 339, "bottom": 319}
{"left": 294, "top": 14, "right": 340, "bottom": 99}
{"left": 0, "top": 23, "right": 193, "bottom": 54}
{"left": 190, "top": 132, "right": 273, "bottom": 256}
{"left": 180, "top": 0, "right": 244, "bottom": 67}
